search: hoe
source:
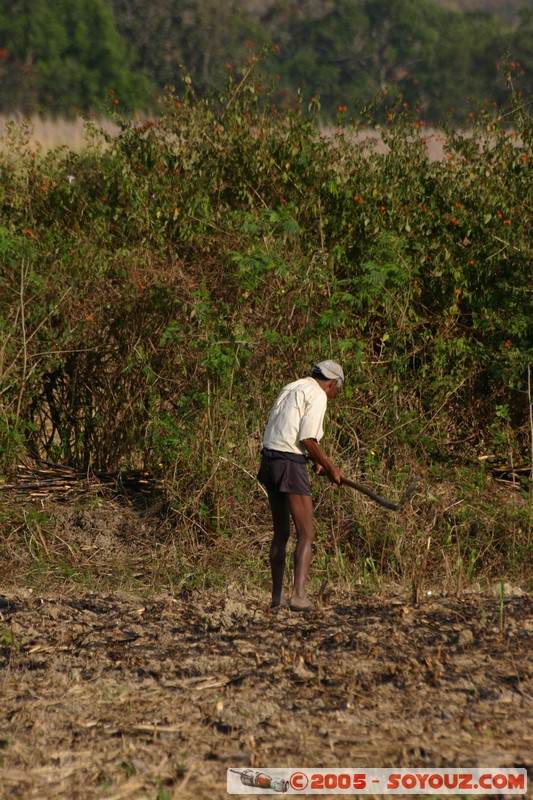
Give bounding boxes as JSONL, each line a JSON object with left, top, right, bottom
{"left": 340, "top": 474, "right": 420, "bottom": 511}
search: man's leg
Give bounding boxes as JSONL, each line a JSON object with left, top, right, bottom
{"left": 287, "top": 493, "right": 315, "bottom": 610}
{"left": 267, "top": 490, "right": 291, "bottom": 606}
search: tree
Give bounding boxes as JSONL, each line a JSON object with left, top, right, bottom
{"left": 0, "top": 0, "right": 155, "bottom": 115}
{"left": 257, "top": 0, "right": 528, "bottom": 119}
{"left": 110, "top": 0, "right": 265, "bottom": 93}
{"left": 258, "top": 0, "right": 374, "bottom": 109}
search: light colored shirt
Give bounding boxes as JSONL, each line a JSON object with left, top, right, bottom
{"left": 262, "top": 377, "right": 328, "bottom": 456}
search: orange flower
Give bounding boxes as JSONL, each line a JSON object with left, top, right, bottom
{"left": 454, "top": 289, "right": 461, "bottom": 296}
{"left": 86, "top": 314, "right": 94, "bottom": 322}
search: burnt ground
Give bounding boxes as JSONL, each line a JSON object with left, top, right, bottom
{"left": 0, "top": 586, "right": 531, "bottom": 799}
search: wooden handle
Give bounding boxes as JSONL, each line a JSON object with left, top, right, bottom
{"left": 340, "top": 474, "right": 420, "bottom": 512}
{"left": 340, "top": 475, "right": 398, "bottom": 511}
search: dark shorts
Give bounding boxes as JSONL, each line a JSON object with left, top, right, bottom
{"left": 257, "top": 450, "right": 311, "bottom": 496}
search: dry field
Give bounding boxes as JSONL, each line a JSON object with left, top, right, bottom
{"left": 0, "top": 581, "right": 531, "bottom": 799}
{"left": 0, "top": 114, "right": 450, "bottom": 160}
{"left": 0, "top": 115, "right": 119, "bottom": 152}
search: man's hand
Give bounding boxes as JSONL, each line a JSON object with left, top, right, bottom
{"left": 327, "top": 466, "right": 342, "bottom": 486}
{"left": 313, "top": 461, "right": 342, "bottom": 485}
{"left": 303, "top": 438, "right": 342, "bottom": 486}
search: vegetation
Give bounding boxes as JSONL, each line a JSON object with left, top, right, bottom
{"left": 0, "top": 48, "right": 531, "bottom": 594}
{"left": 0, "top": 0, "right": 531, "bottom": 120}
{"left": 0, "top": 0, "right": 154, "bottom": 116}
{"left": 432, "top": 0, "right": 531, "bottom": 18}
{"left": 254, "top": 0, "right": 533, "bottom": 118}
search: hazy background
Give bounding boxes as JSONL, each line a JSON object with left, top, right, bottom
{"left": 0, "top": 0, "right": 531, "bottom": 125}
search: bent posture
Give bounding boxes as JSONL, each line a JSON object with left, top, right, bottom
{"left": 257, "top": 361, "right": 344, "bottom": 611}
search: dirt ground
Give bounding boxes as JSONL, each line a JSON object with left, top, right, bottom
{"left": 0, "top": 584, "right": 531, "bottom": 800}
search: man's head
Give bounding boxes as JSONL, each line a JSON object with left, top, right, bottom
{"left": 311, "top": 360, "right": 344, "bottom": 398}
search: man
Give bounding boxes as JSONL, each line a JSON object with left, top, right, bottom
{"left": 257, "top": 360, "right": 344, "bottom": 611}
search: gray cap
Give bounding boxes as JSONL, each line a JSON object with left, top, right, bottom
{"left": 312, "top": 360, "right": 345, "bottom": 386}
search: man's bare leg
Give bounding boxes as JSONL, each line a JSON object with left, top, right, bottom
{"left": 267, "top": 491, "right": 291, "bottom": 607}
{"left": 288, "top": 493, "right": 315, "bottom": 610}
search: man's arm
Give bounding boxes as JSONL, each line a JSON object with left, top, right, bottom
{"left": 301, "top": 438, "right": 342, "bottom": 485}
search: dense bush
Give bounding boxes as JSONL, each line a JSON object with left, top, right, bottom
{"left": 0, "top": 51, "right": 531, "bottom": 585}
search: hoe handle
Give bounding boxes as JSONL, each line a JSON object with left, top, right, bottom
{"left": 340, "top": 475, "right": 420, "bottom": 512}
{"left": 340, "top": 475, "right": 398, "bottom": 510}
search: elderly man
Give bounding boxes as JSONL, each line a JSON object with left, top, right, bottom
{"left": 257, "top": 360, "right": 344, "bottom": 611}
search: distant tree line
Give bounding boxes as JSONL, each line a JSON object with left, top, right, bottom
{"left": 0, "top": 0, "right": 531, "bottom": 120}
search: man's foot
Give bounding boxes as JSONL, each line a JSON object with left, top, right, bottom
{"left": 289, "top": 595, "right": 315, "bottom": 612}
{"left": 271, "top": 592, "right": 289, "bottom": 609}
